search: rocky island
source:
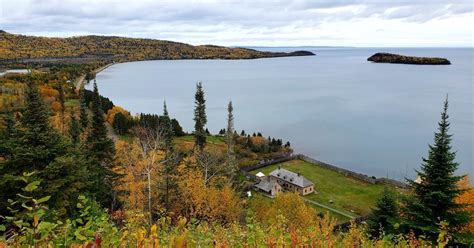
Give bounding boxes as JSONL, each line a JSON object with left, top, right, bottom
{"left": 367, "top": 52, "right": 451, "bottom": 65}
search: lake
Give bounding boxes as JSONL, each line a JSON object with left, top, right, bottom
{"left": 93, "top": 47, "right": 473, "bottom": 179}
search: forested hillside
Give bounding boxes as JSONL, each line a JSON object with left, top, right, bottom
{"left": 0, "top": 31, "right": 314, "bottom": 61}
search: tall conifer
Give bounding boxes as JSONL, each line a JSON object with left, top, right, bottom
{"left": 79, "top": 88, "right": 89, "bottom": 131}
{"left": 193, "top": 82, "right": 207, "bottom": 153}
{"left": 85, "top": 81, "right": 117, "bottom": 207}
{"left": 402, "top": 97, "right": 470, "bottom": 241}
{"left": 225, "top": 101, "right": 237, "bottom": 181}
{"left": 367, "top": 187, "right": 399, "bottom": 238}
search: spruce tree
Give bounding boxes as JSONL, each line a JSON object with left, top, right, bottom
{"left": 367, "top": 187, "right": 399, "bottom": 238}
{"left": 79, "top": 89, "right": 89, "bottom": 131}
{"left": 401, "top": 97, "right": 470, "bottom": 241}
{"left": 0, "top": 82, "right": 86, "bottom": 217}
{"left": 85, "top": 81, "right": 117, "bottom": 207}
{"left": 161, "top": 101, "right": 178, "bottom": 211}
{"left": 69, "top": 111, "right": 80, "bottom": 144}
{"left": 162, "top": 101, "right": 174, "bottom": 153}
{"left": 193, "top": 82, "right": 207, "bottom": 153}
{"left": 225, "top": 101, "right": 237, "bottom": 181}
{"left": 57, "top": 81, "right": 66, "bottom": 132}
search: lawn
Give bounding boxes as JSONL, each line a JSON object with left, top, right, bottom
{"left": 250, "top": 159, "right": 405, "bottom": 218}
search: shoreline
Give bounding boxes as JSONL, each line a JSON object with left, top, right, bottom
{"left": 75, "top": 63, "right": 114, "bottom": 91}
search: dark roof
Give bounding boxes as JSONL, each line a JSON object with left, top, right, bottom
{"left": 269, "top": 168, "right": 313, "bottom": 188}
{"left": 255, "top": 177, "right": 280, "bottom": 192}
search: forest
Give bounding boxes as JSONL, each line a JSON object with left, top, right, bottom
{"left": 0, "top": 31, "right": 314, "bottom": 62}
{"left": 0, "top": 61, "right": 473, "bottom": 247}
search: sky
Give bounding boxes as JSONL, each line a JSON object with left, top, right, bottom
{"left": 1, "top": 0, "right": 473, "bottom": 47}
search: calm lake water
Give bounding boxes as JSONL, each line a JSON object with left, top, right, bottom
{"left": 93, "top": 47, "right": 473, "bottom": 179}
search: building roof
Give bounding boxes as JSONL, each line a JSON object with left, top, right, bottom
{"left": 269, "top": 168, "right": 313, "bottom": 188}
{"left": 256, "top": 172, "right": 265, "bottom": 177}
{"left": 255, "top": 177, "right": 280, "bottom": 192}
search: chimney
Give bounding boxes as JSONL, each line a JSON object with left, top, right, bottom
{"left": 297, "top": 172, "right": 300, "bottom": 177}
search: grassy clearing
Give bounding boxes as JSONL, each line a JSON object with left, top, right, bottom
{"left": 174, "top": 135, "right": 226, "bottom": 151}
{"left": 251, "top": 159, "right": 405, "bottom": 218}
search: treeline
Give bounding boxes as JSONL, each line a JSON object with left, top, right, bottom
{"left": 0, "top": 31, "right": 314, "bottom": 62}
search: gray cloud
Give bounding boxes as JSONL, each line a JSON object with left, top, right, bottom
{"left": 0, "top": 0, "right": 472, "bottom": 46}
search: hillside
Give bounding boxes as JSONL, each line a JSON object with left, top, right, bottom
{"left": 0, "top": 31, "right": 314, "bottom": 62}
{"left": 367, "top": 52, "right": 451, "bottom": 65}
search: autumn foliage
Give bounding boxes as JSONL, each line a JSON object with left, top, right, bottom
{"left": 456, "top": 176, "right": 474, "bottom": 232}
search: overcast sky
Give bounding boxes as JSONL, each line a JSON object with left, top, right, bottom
{"left": 1, "top": 0, "right": 473, "bottom": 47}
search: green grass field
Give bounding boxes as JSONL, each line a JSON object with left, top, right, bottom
{"left": 250, "top": 159, "right": 405, "bottom": 220}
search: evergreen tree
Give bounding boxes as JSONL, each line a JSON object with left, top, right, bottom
{"left": 401, "top": 97, "right": 470, "bottom": 241}
{"left": 79, "top": 89, "right": 89, "bottom": 131}
{"left": 240, "top": 130, "right": 245, "bottom": 136}
{"left": 225, "top": 101, "right": 237, "bottom": 181}
{"left": 193, "top": 82, "right": 207, "bottom": 153}
{"left": 85, "top": 81, "right": 117, "bottom": 207}
{"left": 69, "top": 111, "right": 80, "bottom": 144}
{"left": 112, "top": 112, "right": 128, "bottom": 135}
{"left": 162, "top": 101, "right": 174, "bottom": 152}
{"left": 0, "top": 82, "right": 86, "bottom": 217}
{"left": 57, "top": 81, "right": 66, "bottom": 132}
{"left": 171, "top": 119, "right": 185, "bottom": 136}
{"left": 157, "top": 101, "right": 179, "bottom": 212}
{"left": 0, "top": 113, "right": 16, "bottom": 158}
{"left": 367, "top": 187, "right": 399, "bottom": 238}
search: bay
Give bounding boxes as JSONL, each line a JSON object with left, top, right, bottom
{"left": 93, "top": 47, "right": 473, "bottom": 179}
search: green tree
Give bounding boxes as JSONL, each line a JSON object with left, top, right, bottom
{"left": 171, "top": 119, "right": 185, "bottom": 136}
{"left": 225, "top": 101, "right": 237, "bottom": 182}
{"left": 162, "top": 101, "right": 174, "bottom": 153}
{"left": 85, "top": 82, "right": 117, "bottom": 208}
{"left": 401, "top": 97, "right": 470, "bottom": 241}
{"left": 367, "top": 187, "right": 399, "bottom": 238}
{"left": 0, "top": 82, "right": 86, "bottom": 217}
{"left": 161, "top": 101, "right": 180, "bottom": 212}
{"left": 193, "top": 82, "right": 207, "bottom": 153}
{"left": 79, "top": 89, "right": 89, "bottom": 131}
{"left": 69, "top": 111, "right": 80, "bottom": 144}
{"left": 112, "top": 112, "right": 128, "bottom": 135}
{"left": 57, "top": 81, "right": 66, "bottom": 132}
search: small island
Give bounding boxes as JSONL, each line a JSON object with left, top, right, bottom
{"left": 367, "top": 52, "right": 451, "bottom": 65}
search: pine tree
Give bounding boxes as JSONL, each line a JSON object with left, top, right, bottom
{"left": 225, "top": 101, "right": 237, "bottom": 181}
{"left": 79, "top": 89, "right": 89, "bottom": 131}
{"left": 69, "top": 111, "right": 80, "bottom": 144}
{"left": 0, "top": 82, "right": 86, "bottom": 217}
{"left": 401, "top": 97, "right": 470, "bottom": 241}
{"left": 57, "top": 81, "right": 66, "bottom": 132}
{"left": 367, "top": 187, "right": 399, "bottom": 238}
{"left": 0, "top": 113, "right": 16, "bottom": 158}
{"left": 85, "top": 81, "right": 117, "bottom": 207}
{"left": 162, "top": 101, "right": 174, "bottom": 152}
{"left": 161, "top": 101, "right": 178, "bottom": 212}
{"left": 193, "top": 82, "right": 207, "bottom": 153}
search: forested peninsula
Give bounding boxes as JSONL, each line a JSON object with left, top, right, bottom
{"left": 0, "top": 31, "right": 314, "bottom": 62}
{"left": 367, "top": 52, "right": 451, "bottom": 65}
